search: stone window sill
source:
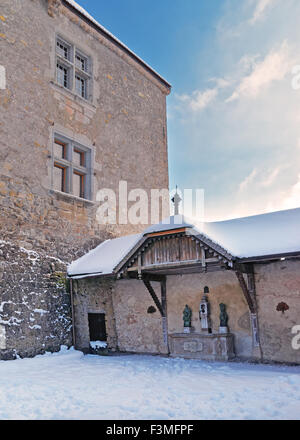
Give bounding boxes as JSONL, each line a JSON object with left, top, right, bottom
{"left": 50, "top": 81, "right": 97, "bottom": 110}
{"left": 49, "top": 189, "right": 95, "bottom": 205}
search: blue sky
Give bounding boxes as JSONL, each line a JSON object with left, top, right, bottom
{"left": 76, "top": 0, "right": 300, "bottom": 221}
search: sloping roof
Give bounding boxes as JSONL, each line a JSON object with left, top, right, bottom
{"left": 63, "top": 0, "right": 171, "bottom": 90}
{"left": 67, "top": 208, "right": 300, "bottom": 278}
{"left": 199, "top": 207, "right": 300, "bottom": 259}
{"left": 68, "top": 233, "right": 143, "bottom": 278}
{"left": 143, "top": 215, "right": 195, "bottom": 235}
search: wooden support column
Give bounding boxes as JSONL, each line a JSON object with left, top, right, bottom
{"left": 160, "top": 277, "right": 169, "bottom": 351}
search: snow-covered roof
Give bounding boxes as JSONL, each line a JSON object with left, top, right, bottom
{"left": 143, "top": 215, "right": 195, "bottom": 235}
{"left": 68, "top": 233, "right": 143, "bottom": 278}
{"left": 64, "top": 0, "right": 171, "bottom": 89}
{"left": 68, "top": 208, "right": 300, "bottom": 278}
{"left": 197, "top": 207, "right": 300, "bottom": 259}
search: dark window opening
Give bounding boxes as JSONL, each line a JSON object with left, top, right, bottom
{"left": 88, "top": 313, "right": 107, "bottom": 342}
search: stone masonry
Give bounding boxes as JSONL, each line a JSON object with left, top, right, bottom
{"left": 0, "top": 0, "right": 171, "bottom": 359}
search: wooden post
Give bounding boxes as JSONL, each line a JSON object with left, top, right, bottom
{"left": 160, "top": 277, "right": 169, "bottom": 351}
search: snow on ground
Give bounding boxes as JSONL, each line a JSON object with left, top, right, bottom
{"left": 0, "top": 347, "right": 300, "bottom": 420}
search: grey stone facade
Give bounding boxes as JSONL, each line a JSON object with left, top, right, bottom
{"left": 0, "top": 240, "right": 72, "bottom": 359}
{"left": 73, "top": 262, "right": 300, "bottom": 364}
{"left": 0, "top": 0, "right": 170, "bottom": 359}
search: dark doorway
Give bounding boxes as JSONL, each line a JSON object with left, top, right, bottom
{"left": 88, "top": 313, "right": 107, "bottom": 341}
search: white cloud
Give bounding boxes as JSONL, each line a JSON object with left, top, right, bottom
{"left": 227, "top": 41, "right": 293, "bottom": 102}
{"left": 176, "top": 88, "right": 218, "bottom": 112}
{"left": 175, "top": 76, "right": 232, "bottom": 113}
{"left": 281, "top": 175, "right": 300, "bottom": 209}
{"left": 261, "top": 167, "right": 281, "bottom": 186}
{"left": 249, "top": 0, "right": 277, "bottom": 25}
{"left": 208, "top": 77, "right": 232, "bottom": 89}
{"left": 170, "top": 0, "right": 300, "bottom": 221}
{"left": 239, "top": 169, "right": 258, "bottom": 192}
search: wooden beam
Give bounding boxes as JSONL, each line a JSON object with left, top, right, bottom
{"left": 143, "top": 279, "right": 164, "bottom": 317}
{"left": 233, "top": 262, "right": 254, "bottom": 274}
{"left": 160, "top": 278, "right": 169, "bottom": 350}
{"left": 161, "top": 277, "right": 167, "bottom": 317}
{"left": 143, "top": 273, "right": 166, "bottom": 283}
{"left": 145, "top": 228, "right": 187, "bottom": 238}
{"left": 235, "top": 271, "right": 256, "bottom": 313}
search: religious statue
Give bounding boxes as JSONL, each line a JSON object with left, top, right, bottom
{"left": 199, "top": 288, "right": 212, "bottom": 334}
{"left": 183, "top": 305, "right": 192, "bottom": 328}
{"left": 219, "top": 303, "right": 229, "bottom": 333}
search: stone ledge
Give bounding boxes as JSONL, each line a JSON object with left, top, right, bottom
{"left": 169, "top": 332, "right": 235, "bottom": 362}
{"left": 49, "top": 189, "right": 95, "bottom": 206}
{"left": 50, "top": 81, "right": 97, "bottom": 111}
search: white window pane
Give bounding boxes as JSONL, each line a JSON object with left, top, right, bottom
{"left": 57, "top": 64, "right": 69, "bottom": 88}
{"left": 57, "top": 40, "right": 70, "bottom": 60}
{"left": 75, "top": 75, "right": 86, "bottom": 98}
{"left": 76, "top": 53, "right": 87, "bottom": 72}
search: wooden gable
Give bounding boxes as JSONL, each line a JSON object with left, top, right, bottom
{"left": 117, "top": 230, "right": 232, "bottom": 278}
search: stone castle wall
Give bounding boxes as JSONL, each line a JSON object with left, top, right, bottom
{"left": 73, "top": 263, "right": 300, "bottom": 364}
{"left": 255, "top": 259, "right": 300, "bottom": 364}
{"left": 0, "top": 240, "right": 72, "bottom": 359}
{"left": 166, "top": 273, "right": 253, "bottom": 359}
{"left": 73, "top": 272, "right": 252, "bottom": 359}
{"left": 72, "top": 277, "right": 118, "bottom": 353}
{"left": 0, "top": 0, "right": 170, "bottom": 358}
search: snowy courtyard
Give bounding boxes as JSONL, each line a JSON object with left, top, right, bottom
{"left": 0, "top": 347, "right": 300, "bottom": 420}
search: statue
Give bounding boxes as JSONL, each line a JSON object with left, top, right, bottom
{"left": 219, "top": 303, "right": 229, "bottom": 333}
{"left": 199, "top": 287, "right": 212, "bottom": 334}
{"left": 183, "top": 305, "right": 192, "bottom": 328}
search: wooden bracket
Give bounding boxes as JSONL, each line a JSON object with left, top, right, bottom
{"left": 143, "top": 276, "right": 169, "bottom": 350}
{"left": 235, "top": 271, "right": 256, "bottom": 313}
{"left": 143, "top": 279, "right": 164, "bottom": 317}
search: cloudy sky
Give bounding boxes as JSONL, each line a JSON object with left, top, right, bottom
{"left": 77, "top": 0, "right": 300, "bottom": 221}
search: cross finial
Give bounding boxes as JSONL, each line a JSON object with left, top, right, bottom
{"left": 171, "top": 186, "right": 182, "bottom": 215}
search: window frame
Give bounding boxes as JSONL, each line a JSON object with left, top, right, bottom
{"left": 73, "top": 170, "right": 85, "bottom": 199}
{"left": 52, "top": 134, "right": 92, "bottom": 201}
{"left": 56, "top": 61, "right": 72, "bottom": 90}
{"left": 55, "top": 35, "right": 92, "bottom": 101}
{"left": 53, "top": 162, "right": 67, "bottom": 193}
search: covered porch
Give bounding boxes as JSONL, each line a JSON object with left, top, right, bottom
{"left": 68, "top": 216, "right": 261, "bottom": 361}
{"left": 112, "top": 222, "right": 259, "bottom": 361}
